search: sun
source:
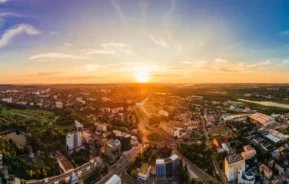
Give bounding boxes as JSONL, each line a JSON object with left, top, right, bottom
{"left": 134, "top": 66, "right": 150, "bottom": 83}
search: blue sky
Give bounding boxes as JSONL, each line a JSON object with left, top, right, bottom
{"left": 1, "top": 0, "right": 289, "bottom": 83}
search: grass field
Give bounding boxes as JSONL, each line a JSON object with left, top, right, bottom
{"left": 147, "top": 132, "right": 164, "bottom": 142}
{"left": 1, "top": 107, "right": 56, "bottom": 123}
{"left": 0, "top": 105, "right": 62, "bottom": 133}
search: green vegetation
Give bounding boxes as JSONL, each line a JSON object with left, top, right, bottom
{"left": 69, "top": 149, "right": 90, "bottom": 166}
{"left": 83, "top": 168, "right": 101, "bottom": 184}
{"left": 0, "top": 135, "right": 60, "bottom": 179}
{"left": 127, "top": 145, "right": 172, "bottom": 178}
{"left": 178, "top": 143, "right": 214, "bottom": 174}
{"left": 149, "top": 115, "right": 167, "bottom": 127}
{"left": 0, "top": 104, "right": 58, "bottom": 134}
{"left": 147, "top": 132, "right": 164, "bottom": 142}
{"left": 178, "top": 159, "right": 189, "bottom": 183}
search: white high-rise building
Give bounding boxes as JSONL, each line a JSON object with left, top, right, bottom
{"left": 66, "top": 131, "right": 82, "bottom": 151}
{"left": 225, "top": 154, "right": 245, "bottom": 182}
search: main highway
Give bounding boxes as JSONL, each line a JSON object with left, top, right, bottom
{"left": 201, "top": 113, "right": 227, "bottom": 184}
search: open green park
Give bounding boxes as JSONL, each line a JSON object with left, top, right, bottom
{"left": 147, "top": 132, "right": 164, "bottom": 142}
{"left": 0, "top": 103, "right": 82, "bottom": 180}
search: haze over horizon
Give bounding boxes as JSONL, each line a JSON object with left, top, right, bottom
{"left": 1, "top": 0, "right": 289, "bottom": 83}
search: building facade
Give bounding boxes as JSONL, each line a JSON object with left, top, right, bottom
{"left": 138, "top": 163, "right": 151, "bottom": 181}
{"left": 156, "top": 154, "right": 179, "bottom": 179}
{"left": 225, "top": 154, "right": 245, "bottom": 181}
{"left": 66, "top": 131, "right": 83, "bottom": 151}
{"left": 238, "top": 168, "right": 255, "bottom": 184}
{"left": 105, "top": 174, "right": 121, "bottom": 184}
{"left": 241, "top": 145, "right": 256, "bottom": 160}
{"left": 104, "top": 139, "right": 121, "bottom": 162}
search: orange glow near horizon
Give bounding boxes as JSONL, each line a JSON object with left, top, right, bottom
{"left": 134, "top": 66, "right": 150, "bottom": 83}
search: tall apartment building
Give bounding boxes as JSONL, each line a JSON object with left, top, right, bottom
{"left": 66, "top": 131, "right": 83, "bottom": 151}
{"left": 104, "top": 139, "right": 121, "bottom": 162}
{"left": 225, "top": 154, "right": 245, "bottom": 181}
{"left": 156, "top": 154, "right": 179, "bottom": 179}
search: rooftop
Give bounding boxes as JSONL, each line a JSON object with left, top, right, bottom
{"left": 105, "top": 175, "right": 121, "bottom": 184}
{"left": 225, "top": 154, "right": 244, "bottom": 164}
{"left": 139, "top": 163, "right": 151, "bottom": 175}
{"left": 107, "top": 139, "right": 121, "bottom": 147}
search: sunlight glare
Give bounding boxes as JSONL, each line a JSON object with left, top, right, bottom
{"left": 134, "top": 66, "right": 150, "bottom": 83}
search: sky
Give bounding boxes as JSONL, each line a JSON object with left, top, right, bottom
{"left": 1, "top": 0, "right": 289, "bottom": 84}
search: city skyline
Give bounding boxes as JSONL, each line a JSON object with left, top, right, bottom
{"left": 1, "top": 0, "right": 289, "bottom": 83}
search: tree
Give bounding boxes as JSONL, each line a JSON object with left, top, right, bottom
{"left": 130, "top": 169, "right": 138, "bottom": 178}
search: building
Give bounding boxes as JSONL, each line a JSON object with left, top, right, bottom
{"left": 66, "top": 131, "right": 83, "bottom": 151}
{"left": 70, "top": 172, "right": 79, "bottom": 184}
{"left": 156, "top": 154, "right": 179, "bottom": 179}
{"left": 269, "top": 160, "right": 284, "bottom": 175}
{"left": 159, "top": 110, "right": 169, "bottom": 117}
{"left": 160, "top": 122, "right": 181, "bottom": 138}
{"left": 95, "top": 122, "right": 107, "bottom": 132}
{"left": 238, "top": 168, "right": 255, "bottom": 184}
{"left": 2, "top": 97, "right": 12, "bottom": 103}
{"left": 57, "top": 155, "right": 74, "bottom": 173}
{"left": 138, "top": 163, "right": 151, "bottom": 181}
{"left": 225, "top": 154, "right": 245, "bottom": 181}
{"left": 221, "top": 143, "right": 230, "bottom": 153}
{"left": 241, "top": 145, "right": 256, "bottom": 160}
{"left": 104, "top": 139, "right": 121, "bottom": 162}
{"left": 105, "top": 174, "right": 121, "bottom": 184}
{"left": 249, "top": 113, "right": 276, "bottom": 127}
{"left": 55, "top": 101, "right": 63, "bottom": 109}
{"left": 0, "top": 154, "right": 2, "bottom": 169}
{"left": 74, "top": 120, "right": 83, "bottom": 131}
{"left": 259, "top": 164, "right": 273, "bottom": 180}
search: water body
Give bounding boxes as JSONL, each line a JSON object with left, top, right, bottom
{"left": 3, "top": 132, "right": 26, "bottom": 146}
{"left": 239, "top": 99, "right": 289, "bottom": 109}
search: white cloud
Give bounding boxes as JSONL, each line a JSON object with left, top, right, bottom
{"left": 110, "top": 0, "right": 127, "bottom": 23}
{"left": 247, "top": 60, "right": 271, "bottom": 68}
{"left": 184, "top": 58, "right": 273, "bottom": 73}
{"left": 277, "top": 60, "right": 289, "bottom": 66}
{"left": 280, "top": 30, "right": 289, "bottom": 35}
{"left": 85, "top": 42, "right": 134, "bottom": 56}
{"left": 30, "top": 52, "right": 90, "bottom": 60}
{"left": 162, "top": 0, "right": 176, "bottom": 25}
{"left": 64, "top": 43, "right": 72, "bottom": 47}
{"left": 49, "top": 31, "right": 58, "bottom": 35}
{"left": 102, "top": 42, "right": 134, "bottom": 56}
{"left": 188, "top": 58, "right": 246, "bottom": 73}
{"left": 0, "top": 24, "right": 40, "bottom": 48}
{"left": 215, "top": 58, "right": 228, "bottom": 64}
{"left": 85, "top": 49, "right": 115, "bottom": 55}
{"left": 148, "top": 34, "right": 168, "bottom": 47}
{"left": 84, "top": 64, "right": 99, "bottom": 72}
{"left": 0, "top": 12, "right": 24, "bottom": 27}
{"left": 0, "top": 0, "right": 8, "bottom": 3}
{"left": 182, "top": 61, "right": 191, "bottom": 64}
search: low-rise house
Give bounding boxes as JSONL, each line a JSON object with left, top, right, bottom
{"left": 259, "top": 164, "right": 273, "bottom": 180}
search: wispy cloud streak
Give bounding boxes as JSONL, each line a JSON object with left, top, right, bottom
{"left": 110, "top": 0, "right": 127, "bottom": 23}
{"left": 0, "top": 24, "right": 40, "bottom": 48}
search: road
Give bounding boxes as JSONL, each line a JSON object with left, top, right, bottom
{"left": 201, "top": 114, "right": 227, "bottom": 184}
{"left": 201, "top": 115, "right": 211, "bottom": 146}
{"left": 172, "top": 146, "right": 218, "bottom": 182}
{"left": 25, "top": 157, "right": 103, "bottom": 184}
{"left": 96, "top": 157, "right": 129, "bottom": 184}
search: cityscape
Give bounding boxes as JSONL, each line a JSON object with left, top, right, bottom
{"left": 1, "top": 0, "right": 289, "bottom": 184}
